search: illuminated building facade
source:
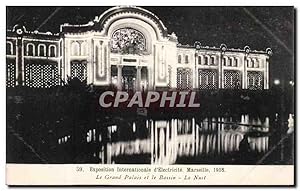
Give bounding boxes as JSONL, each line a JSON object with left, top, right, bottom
{"left": 6, "top": 6, "right": 272, "bottom": 91}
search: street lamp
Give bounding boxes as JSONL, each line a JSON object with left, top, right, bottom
{"left": 274, "top": 79, "right": 280, "bottom": 85}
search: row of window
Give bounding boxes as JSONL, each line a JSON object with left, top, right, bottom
{"left": 246, "top": 59, "right": 261, "bottom": 68}
{"left": 6, "top": 42, "right": 58, "bottom": 57}
{"left": 223, "top": 57, "right": 262, "bottom": 68}
{"left": 198, "top": 56, "right": 216, "bottom": 65}
{"left": 26, "top": 43, "right": 57, "bottom": 57}
{"left": 7, "top": 41, "right": 87, "bottom": 57}
{"left": 7, "top": 61, "right": 87, "bottom": 88}
{"left": 223, "top": 57, "right": 239, "bottom": 67}
{"left": 7, "top": 41, "right": 263, "bottom": 70}
{"left": 6, "top": 63, "right": 264, "bottom": 90}
{"left": 179, "top": 55, "right": 240, "bottom": 66}
{"left": 175, "top": 69, "right": 264, "bottom": 90}
{"left": 70, "top": 41, "right": 88, "bottom": 56}
{"left": 7, "top": 41, "right": 89, "bottom": 57}
{"left": 24, "top": 63, "right": 59, "bottom": 88}
{"left": 178, "top": 55, "right": 190, "bottom": 64}
{"left": 177, "top": 54, "right": 262, "bottom": 68}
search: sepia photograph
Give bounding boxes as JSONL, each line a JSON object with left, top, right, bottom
{"left": 5, "top": 5, "right": 295, "bottom": 185}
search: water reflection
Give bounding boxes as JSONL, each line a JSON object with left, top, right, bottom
{"left": 80, "top": 115, "right": 272, "bottom": 165}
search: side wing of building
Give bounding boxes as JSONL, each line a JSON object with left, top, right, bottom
{"left": 175, "top": 44, "right": 272, "bottom": 90}
{"left": 6, "top": 25, "right": 62, "bottom": 88}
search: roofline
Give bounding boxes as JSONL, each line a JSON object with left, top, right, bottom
{"left": 177, "top": 44, "right": 272, "bottom": 55}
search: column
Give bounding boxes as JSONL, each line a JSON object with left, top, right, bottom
{"left": 136, "top": 66, "right": 141, "bottom": 91}
{"left": 191, "top": 118, "right": 195, "bottom": 155}
{"left": 242, "top": 55, "right": 248, "bottom": 89}
{"left": 15, "top": 38, "right": 19, "bottom": 86}
{"left": 153, "top": 44, "right": 156, "bottom": 90}
{"left": 218, "top": 52, "right": 223, "bottom": 89}
{"left": 16, "top": 37, "right": 23, "bottom": 86}
{"left": 117, "top": 65, "right": 122, "bottom": 90}
{"left": 151, "top": 120, "right": 154, "bottom": 164}
{"left": 21, "top": 38, "right": 25, "bottom": 85}
{"left": 66, "top": 40, "right": 71, "bottom": 81}
{"left": 148, "top": 67, "right": 153, "bottom": 90}
{"left": 195, "top": 122, "right": 199, "bottom": 155}
{"left": 87, "top": 39, "right": 93, "bottom": 84}
{"left": 264, "top": 58, "right": 269, "bottom": 89}
{"left": 154, "top": 123, "right": 158, "bottom": 164}
{"left": 194, "top": 53, "right": 198, "bottom": 89}
{"left": 166, "top": 122, "right": 169, "bottom": 163}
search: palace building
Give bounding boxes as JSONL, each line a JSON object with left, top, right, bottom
{"left": 6, "top": 6, "right": 272, "bottom": 91}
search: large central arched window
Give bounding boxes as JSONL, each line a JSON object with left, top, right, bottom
{"left": 110, "top": 28, "right": 146, "bottom": 55}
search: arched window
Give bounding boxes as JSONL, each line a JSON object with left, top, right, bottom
{"left": 204, "top": 56, "right": 209, "bottom": 65}
{"left": 38, "top": 44, "right": 46, "bottom": 57}
{"left": 6, "top": 42, "right": 13, "bottom": 55}
{"left": 26, "top": 43, "right": 35, "bottom": 56}
{"left": 234, "top": 58, "right": 238, "bottom": 66}
{"left": 247, "top": 59, "right": 252, "bottom": 67}
{"left": 80, "top": 42, "right": 88, "bottom": 56}
{"left": 250, "top": 59, "right": 255, "bottom": 68}
{"left": 229, "top": 57, "right": 233, "bottom": 66}
{"left": 198, "top": 56, "right": 202, "bottom": 65}
{"left": 49, "top": 45, "right": 56, "bottom": 57}
{"left": 111, "top": 28, "right": 146, "bottom": 54}
{"left": 71, "top": 41, "right": 80, "bottom": 56}
{"left": 259, "top": 60, "right": 263, "bottom": 68}
{"left": 178, "top": 55, "right": 182, "bottom": 63}
{"left": 253, "top": 59, "right": 258, "bottom": 68}
{"left": 211, "top": 57, "right": 215, "bottom": 65}
{"left": 223, "top": 57, "right": 226, "bottom": 66}
{"left": 185, "top": 55, "right": 189, "bottom": 64}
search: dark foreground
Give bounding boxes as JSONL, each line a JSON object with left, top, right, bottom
{"left": 6, "top": 84, "right": 294, "bottom": 165}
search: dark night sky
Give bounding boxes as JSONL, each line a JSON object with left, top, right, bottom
{"left": 6, "top": 6, "right": 294, "bottom": 85}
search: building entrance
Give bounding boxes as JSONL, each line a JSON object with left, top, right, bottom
{"left": 111, "top": 65, "right": 149, "bottom": 91}
{"left": 122, "top": 66, "right": 136, "bottom": 91}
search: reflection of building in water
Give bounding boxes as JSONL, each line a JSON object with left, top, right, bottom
{"left": 6, "top": 6, "right": 272, "bottom": 91}
{"left": 93, "top": 115, "right": 270, "bottom": 164}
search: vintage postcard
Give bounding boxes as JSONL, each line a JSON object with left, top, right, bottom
{"left": 6, "top": 6, "right": 295, "bottom": 186}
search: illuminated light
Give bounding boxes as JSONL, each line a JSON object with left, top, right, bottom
{"left": 22, "top": 38, "right": 60, "bottom": 43}
{"left": 132, "top": 122, "right": 136, "bottom": 133}
{"left": 16, "top": 29, "right": 23, "bottom": 35}
{"left": 112, "top": 77, "right": 118, "bottom": 84}
{"left": 6, "top": 37, "right": 17, "bottom": 40}
{"left": 289, "top": 80, "right": 294, "bottom": 86}
{"left": 111, "top": 125, "right": 117, "bottom": 133}
{"left": 274, "top": 79, "right": 280, "bottom": 85}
